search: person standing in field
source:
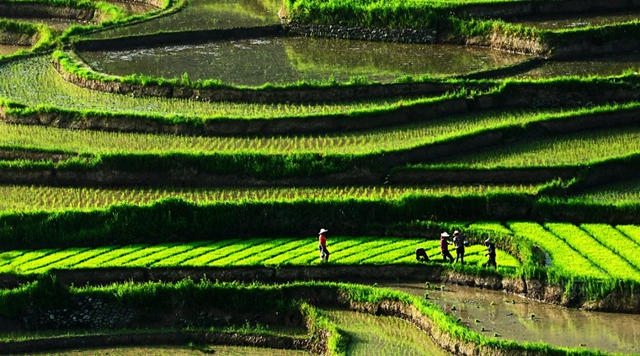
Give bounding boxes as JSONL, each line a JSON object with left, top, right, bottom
{"left": 452, "top": 230, "right": 465, "bottom": 265}
{"left": 318, "top": 228, "right": 330, "bottom": 262}
{"left": 440, "top": 232, "right": 454, "bottom": 263}
{"left": 483, "top": 238, "right": 497, "bottom": 269}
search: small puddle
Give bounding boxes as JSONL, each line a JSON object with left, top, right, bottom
{"left": 0, "top": 44, "right": 29, "bottom": 56}
{"left": 514, "top": 53, "right": 640, "bottom": 79}
{"left": 10, "top": 18, "right": 91, "bottom": 32}
{"left": 106, "top": 0, "right": 159, "bottom": 15}
{"left": 384, "top": 283, "right": 640, "bottom": 355}
{"left": 79, "top": 37, "right": 529, "bottom": 86}
{"left": 510, "top": 11, "right": 640, "bottom": 30}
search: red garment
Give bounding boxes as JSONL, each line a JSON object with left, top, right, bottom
{"left": 319, "top": 234, "right": 327, "bottom": 247}
{"left": 440, "top": 237, "right": 449, "bottom": 252}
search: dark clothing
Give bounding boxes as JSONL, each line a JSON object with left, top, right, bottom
{"left": 415, "top": 248, "right": 429, "bottom": 262}
{"left": 440, "top": 238, "right": 454, "bottom": 263}
{"left": 484, "top": 242, "right": 496, "bottom": 269}
{"left": 319, "top": 233, "right": 329, "bottom": 262}
{"left": 319, "top": 244, "right": 330, "bottom": 262}
{"left": 453, "top": 234, "right": 466, "bottom": 264}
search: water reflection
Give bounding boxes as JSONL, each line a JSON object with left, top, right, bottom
{"left": 0, "top": 44, "right": 29, "bottom": 56}
{"left": 79, "top": 37, "right": 529, "bottom": 86}
{"left": 95, "top": 0, "right": 282, "bottom": 38}
{"left": 515, "top": 53, "right": 640, "bottom": 79}
{"left": 384, "top": 283, "right": 640, "bottom": 355}
{"left": 511, "top": 11, "right": 640, "bottom": 30}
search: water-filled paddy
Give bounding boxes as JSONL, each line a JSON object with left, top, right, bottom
{"left": 7, "top": 17, "right": 90, "bottom": 32}
{"left": 31, "top": 345, "right": 310, "bottom": 355}
{"left": 0, "top": 44, "right": 28, "bottom": 55}
{"left": 387, "top": 283, "right": 640, "bottom": 355}
{"left": 515, "top": 53, "right": 640, "bottom": 79}
{"left": 511, "top": 11, "right": 640, "bottom": 30}
{"left": 324, "top": 309, "right": 450, "bottom": 356}
{"left": 106, "top": 0, "right": 159, "bottom": 15}
{"left": 79, "top": 37, "right": 529, "bottom": 85}
{"left": 94, "top": 0, "right": 282, "bottom": 38}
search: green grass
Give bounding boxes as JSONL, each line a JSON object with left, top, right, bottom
{"left": 0, "top": 184, "right": 541, "bottom": 213}
{"left": 0, "top": 237, "right": 520, "bottom": 274}
{"left": 323, "top": 309, "right": 449, "bottom": 356}
{"left": 507, "top": 222, "right": 608, "bottom": 279}
{"left": 427, "top": 125, "right": 640, "bottom": 168}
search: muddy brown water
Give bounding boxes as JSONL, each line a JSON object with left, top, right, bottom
{"left": 30, "top": 345, "right": 310, "bottom": 355}
{"left": 0, "top": 44, "right": 28, "bottom": 56}
{"left": 78, "top": 37, "right": 529, "bottom": 86}
{"left": 94, "top": 0, "right": 282, "bottom": 38}
{"left": 514, "top": 53, "right": 640, "bottom": 79}
{"left": 106, "top": 1, "right": 159, "bottom": 15}
{"left": 384, "top": 283, "right": 640, "bottom": 355}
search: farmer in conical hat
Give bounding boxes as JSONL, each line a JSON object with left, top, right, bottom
{"left": 318, "top": 228, "right": 330, "bottom": 262}
{"left": 440, "top": 232, "right": 454, "bottom": 263}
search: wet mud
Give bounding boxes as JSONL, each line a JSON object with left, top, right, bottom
{"left": 386, "top": 283, "right": 640, "bottom": 355}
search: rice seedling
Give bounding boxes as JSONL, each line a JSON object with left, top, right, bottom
{"left": 0, "top": 184, "right": 542, "bottom": 213}
{"left": 426, "top": 125, "right": 640, "bottom": 168}
{"left": 545, "top": 223, "right": 639, "bottom": 280}
{"left": 580, "top": 224, "right": 640, "bottom": 271}
{"left": 507, "top": 222, "right": 607, "bottom": 279}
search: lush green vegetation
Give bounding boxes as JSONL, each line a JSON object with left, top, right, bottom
{"left": 2, "top": 0, "right": 640, "bottom": 354}
{"left": 0, "top": 237, "right": 520, "bottom": 274}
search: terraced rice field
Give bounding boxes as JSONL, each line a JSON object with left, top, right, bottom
{"left": 0, "top": 237, "right": 521, "bottom": 275}
{"left": 2, "top": 0, "right": 640, "bottom": 354}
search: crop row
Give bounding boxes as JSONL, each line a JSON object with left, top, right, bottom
{"left": 503, "top": 222, "right": 640, "bottom": 281}
{"left": 0, "top": 237, "right": 520, "bottom": 275}
{"left": 0, "top": 184, "right": 542, "bottom": 213}
{"left": 423, "top": 125, "right": 640, "bottom": 168}
{"left": 0, "top": 107, "right": 570, "bottom": 155}
{"left": 0, "top": 55, "right": 401, "bottom": 119}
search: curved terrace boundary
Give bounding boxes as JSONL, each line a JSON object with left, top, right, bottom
{"left": 2, "top": 280, "right": 615, "bottom": 356}
{"left": 0, "top": 331, "right": 310, "bottom": 355}
{"left": 1, "top": 265, "right": 638, "bottom": 313}
{"left": 0, "top": 2, "right": 94, "bottom": 22}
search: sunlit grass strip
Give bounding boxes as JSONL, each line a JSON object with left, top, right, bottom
{"left": 616, "top": 225, "right": 640, "bottom": 246}
{"left": 425, "top": 125, "right": 640, "bottom": 168}
{"left": 507, "top": 222, "right": 607, "bottom": 279}
{"left": 179, "top": 239, "right": 253, "bottom": 266}
{"left": 0, "top": 105, "right": 565, "bottom": 154}
{"left": 0, "top": 55, "right": 406, "bottom": 119}
{"left": 72, "top": 244, "right": 144, "bottom": 268}
{"left": 128, "top": 241, "right": 211, "bottom": 267}
{"left": 545, "top": 223, "right": 639, "bottom": 281}
{"left": 0, "top": 238, "right": 521, "bottom": 273}
{"left": 17, "top": 247, "right": 90, "bottom": 274}
{"left": 466, "top": 221, "right": 512, "bottom": 235}
{"left": 2, "top": 101, "right": 639, "bottom": 155}
{"left": 151, "top": 239, "right": 238, "bottom": 267}
{"left": 570, "top": 179, "right": 640, "bottom": 205}
{"left": 28, "top": 246, "right": 113, "bottom": 273}
{"left": 0, "top": 184, "right": 542, "bottom": 213}
{"left": 580, "top": 224, "right": 640, "bottom": 272}
{"left": 0, "top": 249, "right": 59, "bottom": 274}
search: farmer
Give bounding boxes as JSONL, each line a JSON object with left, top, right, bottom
{"left": 415, "top": 247, "right": 429, "bottom": 262}
{"left": 452, "top": 230, "right": 466, "bottom": 265}
{"left": 318, "top": 228, "right": 330, "bottom": 262}
{"left": 440, "top": 232, "right": 454, "bottom": 263}
{"left": 483, "top": 238, "right": 497, "bottom": 269}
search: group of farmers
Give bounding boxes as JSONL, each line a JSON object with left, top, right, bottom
{"left": 419, "top": 230, "right": 496, "bottom": 269}
{"left": 316, "top": 228, "right": 497, "bottom": 269}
